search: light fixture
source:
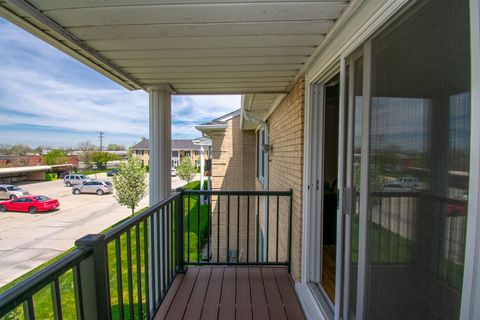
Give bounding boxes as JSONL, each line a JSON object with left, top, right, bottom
{"left": 262, "top": 143, "right": 273, "bottom": 153}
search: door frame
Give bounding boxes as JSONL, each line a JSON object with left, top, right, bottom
{"left": 300, "top": 1, "right": 414, "bottom": 319}
{"left": 460, "top": 0, "right": 480, "bottom": 319}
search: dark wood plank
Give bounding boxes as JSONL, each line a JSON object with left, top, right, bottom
{"left": 320, "top": 245, "right": 336, "bottom": 303}
{"left": 218, "top": 266, "right": 236, "bottom": 320}
{"left": 261, "top": 267, "right": 287, "bottom": 320}
{"left": 200, "top": 267, "right": 224, "bottom": 320}
{"left": 248, "top": 267, "right": 270, "bottom": 320}
{"left": 236, "top": 267, "right": 252, "bottom": 320}
{"left": 165, "top": 267, "right": 200, "bottom": 320}
{"left": 183, "top": 267, "right": 212, "bottom": 320}
{"left": 154, "top": 273, "right": 185, "bottom": 320}
{"left": 273, "top": 268, "right": 305, "bottom": 320}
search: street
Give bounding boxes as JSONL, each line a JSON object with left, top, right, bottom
{"left": 0, "top": 174, "right": 189, "bottom": 288}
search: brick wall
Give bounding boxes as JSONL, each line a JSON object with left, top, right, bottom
{"left": 209, "top": 115, "right": 256, "bottom": 261}
{"left": 258, "top": 79, "right": 305, "bottom": 281}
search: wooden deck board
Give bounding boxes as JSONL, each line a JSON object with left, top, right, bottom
{"left": 200, "top": 267, "right": 224, "bottom": 320}
{"left": 165, "top": 267, "right": 199, "bottom": 320}
{"left": 183, "top": 267, "right": 212, "bottom": 320}
{"left": 274, "top": 268, "right": 305, "bottom": 320}
{"left": 218, "top": 267, "right": 236, "bottom": 320}
{"left": 249, "top": 267, "right": 270, "bottom": 320}
{"left": 261, "top": 267, "right": 288, "bottom": 320}
{"left": 154, "top": 273, "right": 185, "bottom": 320}
{"left": 235, "top": 267, "right": 252, "bottom": 320}
{"left": 154, "top": 266, "right": 304, "bottom": 320}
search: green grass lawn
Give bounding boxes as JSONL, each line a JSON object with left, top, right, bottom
{"left": 1, "top": 181, "right": 209, "bottom": 320}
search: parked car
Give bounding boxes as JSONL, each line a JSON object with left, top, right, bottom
{"left": 390, "top": 176, "right": 420, "bottom": 189}
{"left": 448, "top": 193, "right": 468, "bottom": 216}
{"left": 72, "top": 180, "right": 113, "bottom": 195}
{"left": 64, "top": 174, "right": 91, "bottom": 187}
{"left": 382, "top": 183, "right": 414, "bottom": 193}
{"left": 171, "top": 167, "right": 177, "bottom": 177}
{"left": 0, "top": 184, "right": 30, "bottom": 200}
{"left": 107, "top": 169, "right": 119, "bottom": 177}
{"left": 0, "top": 195, "right": 59, "bottom": 214}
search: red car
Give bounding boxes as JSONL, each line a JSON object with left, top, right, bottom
{"left": 0, "top": 195, "right": 60, "bottom": 214}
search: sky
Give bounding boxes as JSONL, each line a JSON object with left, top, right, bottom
{"left": 0, "top": 18, "right": 240, "bottom": 149}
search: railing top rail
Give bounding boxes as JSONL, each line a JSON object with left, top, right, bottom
{"left": 182, "top": 189, "right": 293, "bottom": 196}
{"left": 0, "top": 248, "right": 92, "bottom": 316}
{"left": 370, "top": 191, "right": 420, "bottom": 197}
{"left": 104, "top": 191, "right": 181, "bottom": 242}
{"left": 370, "top": 191, "right": 467, "bottom": 205}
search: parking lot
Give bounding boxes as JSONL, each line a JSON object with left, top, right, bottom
{"left": 0, "top": 174, "right": 189, "bottom": 288}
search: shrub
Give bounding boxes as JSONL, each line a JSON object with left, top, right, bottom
{"left": 45, "top": 173, "right": 58, "bottom": 181}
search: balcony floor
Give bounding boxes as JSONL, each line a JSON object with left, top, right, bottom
{"left": 155, "top": 266, "right": 305, "bottom": 320}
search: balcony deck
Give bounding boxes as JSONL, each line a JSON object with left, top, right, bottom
{"left": 155, "top": 266, "right": 305, "bottom": 320}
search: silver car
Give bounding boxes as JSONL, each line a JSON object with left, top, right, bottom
{"left": 72, "top": 180, "right": 113, "bottom": 196}
{"left": 0, "top": 184, "right": 30, "bottom": 200}
{"left": 64, "top": 174, "right": 91, "bottom": 187}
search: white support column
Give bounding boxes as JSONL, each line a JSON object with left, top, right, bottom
{"left": 148, "top": 85, "right": 172, "bottom": 205}
{"left": 200, "top": 146, "right": 205, "bottom": 204}
{"left": 148, "top": 84, "right": 172, "bottom": 313}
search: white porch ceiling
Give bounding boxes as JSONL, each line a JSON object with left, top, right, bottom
{"left": 0, "top": 0, "right": 351, "bottom": 94}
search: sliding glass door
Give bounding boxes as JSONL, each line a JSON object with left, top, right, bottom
{"left": 343, "top": 0, "right": 471, "bottom": 319}
{"left": 309, "top": 0, "right": 471, "bottom": 319}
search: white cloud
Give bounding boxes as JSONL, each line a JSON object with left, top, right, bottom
{"left": 0, "top": 18, "right": 241, "bottom": 147}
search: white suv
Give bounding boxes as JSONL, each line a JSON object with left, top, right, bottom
{"left": 72, "top": 180, "right": 113, "bottom": 195}
{"left": 64, "top": 174, "right": 90, "bottom": 187}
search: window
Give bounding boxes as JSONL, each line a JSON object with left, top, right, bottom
{"left": 34, "top": 196, "right": 50, "bottom": 201}
{"left": 257, "top": 126, "right": 266, "bottom": 183}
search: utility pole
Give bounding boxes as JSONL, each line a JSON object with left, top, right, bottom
{"left": 98, "top": 131, "right": 104, "bottom": 151}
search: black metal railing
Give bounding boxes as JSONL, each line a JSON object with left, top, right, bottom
{"left": 0, "top": 248, "right": 92, "bottom": 320}
{"left": 182, "top": 189, "right": 293, "bottom": 268}
{"left": 0, "top": 189, "right": 293, "bottom": 320}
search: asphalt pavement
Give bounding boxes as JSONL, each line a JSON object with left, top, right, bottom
{"left": 0, "top": 173, "right": 190, "bottom": 288}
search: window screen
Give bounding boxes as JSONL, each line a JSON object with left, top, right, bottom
{"left": 364, "top": 0, "right": 470, "bottom": 319}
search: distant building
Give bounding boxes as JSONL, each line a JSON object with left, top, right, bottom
{"left": 130, "top": 138, "right": 208, "bottom": 167}
{"left": 195, "top": 109, "right": 254, "bottom": 191}
{"left": 0, "top": 154, "right": 78, "bottom": 169}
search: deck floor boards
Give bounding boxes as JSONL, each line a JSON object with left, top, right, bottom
{"left": 155, "top": 266, "right": 304, "bottom": 320}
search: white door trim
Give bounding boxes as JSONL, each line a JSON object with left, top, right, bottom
{"left": 354, "top": 39, "right": 372, "bottom": 320}
{"left": 460, "top": 1, "right": 480, "bottom": 319}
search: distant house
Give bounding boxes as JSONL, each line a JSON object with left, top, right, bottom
{"left": 195, "top": 109, "right": 254, "bottom": 191}
{"left": 131, "top": 138, "right": 208, "bottom": 167}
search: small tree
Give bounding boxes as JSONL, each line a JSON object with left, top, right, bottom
{"left": 107, "top": 143, "right": 126, "bottom": 151}
{"left": 77, "top": 141, "right": 97, "bottom": 169}
{"left": 112, "top": 156, "right": 147, "bottom": 215}
{"left": 90, "top": 151, "right": 120, "bottom": 169}
{"left": 177, "top": 157, "right": 196, "bottom": 188}
{"left": 44, "top": 149, "right": 69, "bottom": 165}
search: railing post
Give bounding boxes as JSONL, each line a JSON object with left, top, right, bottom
{"left": 75, "top": 234, "right": 110, "bottom": 320}
{"left": 287, "top": 189, "right": 293, "bottom": 273}
{"left": 175, "top": 188, "right": 185, "bottom": 272}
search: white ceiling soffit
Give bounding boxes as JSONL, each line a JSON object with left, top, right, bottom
{"left": 0, "top": 0, "right": 351, "bottom": 94}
